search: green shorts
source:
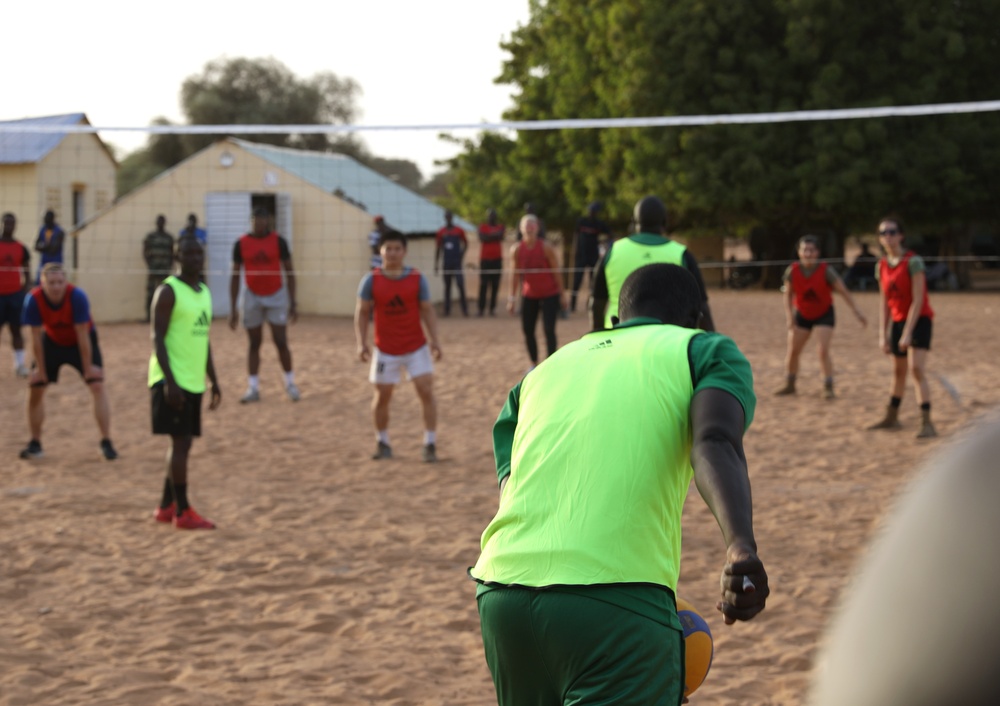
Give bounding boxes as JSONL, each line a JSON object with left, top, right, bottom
{"left": 477, "top": 586, "right": 684, "bottom": 706}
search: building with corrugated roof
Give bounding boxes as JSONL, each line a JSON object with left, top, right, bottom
{"left": 75, "top": 137, "right": 479, "bottom": 322}
{"left": 0, "top": 114, "right": 117, "bottom": 245}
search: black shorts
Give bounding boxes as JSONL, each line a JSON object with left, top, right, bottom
{"left": 36, "top": 329, "right": 103, "bottom": 384}
{"left": 890, "top": 317, "right": 933, "bottom": 357}
{"left": 794, "top": 306, "right": 835, "bottom": 330}
{"left": 151, "top": 383, "right": 203, "bottom": 437}
{"left": 0, "top": 291, "right": 25, "bottom": 329}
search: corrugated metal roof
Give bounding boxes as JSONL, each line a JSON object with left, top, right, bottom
{"left": 0, "top": 113, "right": 88, "bottom": 164}
{"left": 233, "top": 139, "right": 473, "bottom": 234}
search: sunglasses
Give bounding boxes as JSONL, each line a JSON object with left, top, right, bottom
{"left": 878, "top": 228, "right": 900, "bottom": 235}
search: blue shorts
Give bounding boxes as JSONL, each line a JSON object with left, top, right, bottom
{"left": 0, "top": 290, "right": 25, "bottom": 329}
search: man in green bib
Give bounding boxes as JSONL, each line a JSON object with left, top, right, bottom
{"left": 592, "top": 196, "right": 716, "bottom": 331}
{"left": 149, "top": 237, "right": 222, "bottom": 530}
{"left": 471, "top": 263, "right": 767, "bottom": 705}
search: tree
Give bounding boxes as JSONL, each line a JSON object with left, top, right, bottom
{"left": 117, "top": 57, "right": 425, "bottom": 196}
{"left": 449, "top": 0, "right": 1000, "bottom": 286}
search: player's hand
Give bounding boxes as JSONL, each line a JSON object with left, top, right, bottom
{"left": 209, "top": 384, "right": 222, "bottom": 410}
{"left": 358, "top": 344, "right": 370, "bottom": 363}
{"left": 506, "top": 299, "right": 516, "bottom": 315}
{"left": 857, "top": 311, "right": 868, "bottom": 328}
{"left": 717, "top": 543, "right": 768, "bottom": 625}
{"left": 165, "top": 382, "right": 185, "bottom": 411}
{"left": 289, "top": 303, "right": 298, "bottom": 325}
{"left": 84, "top": 364, "right": 104, "bottom": 384}
{"left": 879, "top": 339, "right": 891, "bottom": 354}
{"left": 898, "top": 333, "right": 912, "bottom": 351}
{"left": 560, "top": 291, "right": 569, "bottom": 310}
{"left": 430, "top": 342, "right": 443, "bottom": 361}
{"left": 228, "top": 312, "right": 238, "bottom": 331}
{"left": 29, "top": 368, "right": 47, "bottom": 387}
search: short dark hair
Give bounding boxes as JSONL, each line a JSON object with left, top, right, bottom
{"left": 797, "top": 234, "right": 820, "bottom": 251}
{"left": 879, "top": 215, "right": 905, "bottom": 233}
{"left": 379, "top": 229, "right": 407, "bottom": 248}
{"left": 618, "top": 264, "right": 702, "bottom": 327}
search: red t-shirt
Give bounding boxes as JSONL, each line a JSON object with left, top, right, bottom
{"left": 790, "top": 262, "right": 833, "bottom": 320}
{"left": 516, "top": 241, "right": 561, "bottom": 299}
{"left": 478, "top": 223, "right": 505, "bottom": 261}
{"left": 371, "top": 268, "right": 427, "bottom": 355}
{"left": 236, "top": 232, "right": 287, "bottom": 296}
{"left": 0, "top": 239, "right": 29, "bottom": 295}
{"left": 879, "top": 251, "right": 934, "bottom": 322}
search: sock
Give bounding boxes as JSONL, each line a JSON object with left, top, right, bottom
{"left": 824, "top": 376, "right": 834, "bottom": 387}
{"left": 787, "top": 374, "right": 797, "bottom": 382}
{"left": 160, "top": 478, "right": 174, "bottom": 508}
{"left": 920, "top": 402, "right": 931, "bottom": 412}
{"left": 890, "top": 396, "right": 902, "bottom": 408}
{"left": 424, "top": 430, "right": 436, "bottom": 445}
{"left": 248, "top": 375, "right": 260, "bottom": 391}
{"left": 284, "top": 371, "right": 295, "bottom": 386}
{"left": 377, "top": 430, "right": 389, "bottom": 444}
{"left": 173, "top": 482, "right": 190, "bottom": 514}
{"left": 14, "top": 349, "right": 25, "bottom": 366}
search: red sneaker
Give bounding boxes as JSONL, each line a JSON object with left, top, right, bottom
{"left": 154, "top": 503, "right": 176, "bottom": 523}
{"left": 174, "top": 507, "right": 216, "bottom": 530}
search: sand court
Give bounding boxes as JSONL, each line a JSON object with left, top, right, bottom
{"left": 3, "top": 289, "right": 999, "bottom": 705}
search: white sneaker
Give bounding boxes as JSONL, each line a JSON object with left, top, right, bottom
{"left": 15, "top": 364, "right": 29, "bottom": 378}
{"left": 240, "top": 387, "right": 260, "bottom": 404}
{"left": 286, "top": 382, "right": 301, "bottom": 402}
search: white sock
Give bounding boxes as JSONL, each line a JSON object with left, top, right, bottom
{"left": 14, "top": 349, "right": 25, "bottom": 366}
{"left": 377, "top": 430, "right": 390, "bottom": 444}
{"left": 284, "top": 371, "right": 295, "bottom": 385}
{"left": 248, "top": 375, "right": 260, "bottom": 390}
{"left": 424, "top": 430, "right": 436, "bottom": 445}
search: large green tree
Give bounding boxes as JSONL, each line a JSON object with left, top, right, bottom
{"left": 448, "top": 0, "right": 1000, "bottom": 285}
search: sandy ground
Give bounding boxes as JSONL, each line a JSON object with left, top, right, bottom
{"left": 2, "top": 289, "right": 999, "bottom": 705}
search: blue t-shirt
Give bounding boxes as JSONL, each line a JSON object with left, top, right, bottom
{"left": 22, "top": 287, "right": 91, "bottom": 326}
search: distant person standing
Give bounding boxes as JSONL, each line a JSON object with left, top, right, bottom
{"left": 229, "top": 207, "right": 300, "bottom": 403}
{"left": 179, "top": 213, "right": 207, "bottom": 246}
{"left": 570, "top": 201, "right": 610, "bottom": 312}
{"left": 508, "top": 214, "right": 566, "bottom": 369}
{"left": 150, "top": 237, "right": 221, "bottom": 530}
{"left": 34, "top": 210, "right": 65, "bottom": 283}
{"left": 18, "top": 263, "right": 118, "bottom": 461}
{"left": 1, "top": 213, "right": 32, "bottom": 377}
{"left": 368, "top": 215, "right": 388, "bottom": 270}
{"left": 775, "top": 235, "right": 867, "bottom": 399}
{"left": 355, "top": 230, "right": 442, "bottom": 463}
{"left": 143, "top": 215, "right": 174, "bottom": 322}
{"left": 592, "top": 196, "right": 716, "bottom": 332}
{"left": 868, "top": 217, "right": 937, "bottom": 438}
{"left": 477, "top": 208, "right": 505, "bottom": 317}
{"left": 435, "top": 210, "right": 469, "bottom": 317}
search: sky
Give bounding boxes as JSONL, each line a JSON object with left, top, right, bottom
{"left": 5, "top": 0, "right": 531, "bottom": 179}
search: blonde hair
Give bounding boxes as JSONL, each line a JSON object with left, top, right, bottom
{"left": 519, "top": 214, "right": 539, "bottom": 234}
{"left": 40, "top": 262, "right": 66, "bottom": 280}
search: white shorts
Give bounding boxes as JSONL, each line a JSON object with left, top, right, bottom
{"left": 242, "top": 286, "right": 289, "bottom": 328}
{"left": 369, "top": 344, "right": 434, "bottom": 385}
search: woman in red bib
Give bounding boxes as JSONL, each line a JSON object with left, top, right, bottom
{"left": 868, "top": 218, "right": 937, "bottom": 438}
{"left": 507, "top": 214, "right": 567, "bottom": 370}
{"left": 776, "top": 235, "right": 867, "bottom": 399}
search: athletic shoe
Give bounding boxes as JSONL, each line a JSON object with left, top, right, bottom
{"left": 19, "top": 440, "right": 43, "bottom": 459}
{"left": 286, "top": 382, "right": 301, "bottom": 402}
{"left": 100, "top": 439, "right": 119, "bottom": 460}
{"left": 422, "top": 443, "right": 437, "bottom": 463}
{"left": 240, "top": 388, "right": 260, "bottom": 404}
{"left": 774, "top": 381, "right": 796, "bottom": 396}
{"left": 14, "top": 364, "right": 29, "bottom": 378}
{"left": 822, "top": 385, "right": 836, "bottom": 400}
{"left": 372, "top": 441, "right": 392, "bottom": 460}
{"left": 154, "top": 503, "right": 176, "bottom": 523}
{"left": 174, "top": 507, "right": 216, "bottom": 530}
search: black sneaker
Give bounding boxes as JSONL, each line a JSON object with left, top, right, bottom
{"left": 100, "top": 439, "right": 119, "bottom": 460}
{"left": 372, "top": 441, "right": 392, "bottom": 460}
{"left": 19, "top": 440, "right": 43, "bottom": 459}
{"left": 422, "top": 443, "right": 437, "bottom": 463}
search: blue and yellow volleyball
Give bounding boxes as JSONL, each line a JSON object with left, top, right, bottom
{"left": 676, "top": 597, "right": 714, "bottom": 697}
